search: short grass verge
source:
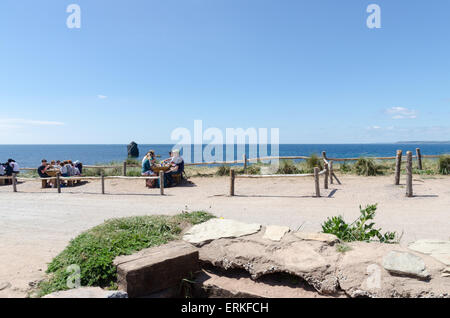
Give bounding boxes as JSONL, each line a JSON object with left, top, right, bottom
{"left": 36, "top": 211, "right": 215, "bottom": 297}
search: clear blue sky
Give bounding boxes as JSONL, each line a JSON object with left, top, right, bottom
{"left": 1, "top": 0, "right": 449, "bottom": 144}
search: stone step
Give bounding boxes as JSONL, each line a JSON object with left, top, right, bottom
{"left": 114, "top": 241, "right": 199, "bottom": 298}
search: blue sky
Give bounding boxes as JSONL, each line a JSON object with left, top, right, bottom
{"left": 1, "top": 0, "right": 449, "bottom": 144}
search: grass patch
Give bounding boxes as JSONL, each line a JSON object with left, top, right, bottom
{"left": 353, "top": 158, "right": 385, "bottom": 176}
{"left": 321, "top": 204, "right": 398, "bottom": 243}
{"left": 276, "top": 160, "right": 301, "bottom": 174}
{"left": 438, "top": 155, "right": 450, "bottom": 175}
{"left": 37, "top": 212, "right": 215, "bottom": 297}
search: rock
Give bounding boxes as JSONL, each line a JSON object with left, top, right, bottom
{"left": 0, "top": 282, "right": 11, "bottom": 291}
{"left": 183, "top": 219, "right": 261, "bottom": 246}
{"left": 408, "top": 240, "right": 450, "bottom": 266}
{"left": 262, "top": 225, "right": 290, "bottom": 241}
{"left": 127, "top": 141, "right": 139, "bottom": 158}
{"left": 443, "top": 268, "right": 450, "bottom": 278}
{"left": 383, "top": 251, "right": 430, "bottom": 280}
{"left": 43, "top": 287, "right": 128, "bottom": 298}
{"left": 114, "top": 241, "right": 199, "bottom": 298}
{"left": 293, "top": 232, "right": 340, "bottom": 245}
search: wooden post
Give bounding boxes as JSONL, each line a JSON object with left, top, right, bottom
{"left": 230, "top": 169, "right": 235, "bottom": 196}
{"left": 322, "top": 151, "right": 327, "bottom": 161}
{"left": 394, "top": 150, "right": 402, "bottom": 185}
{"left": 101, "top": 170, "right": 105, "bottom": 194}
{"left": 159, "top": 171, "right": 164, "bottom": 195}
{"left": 56, "top": 173, "right": 61, "bottom": 193}
{"left": 123, "top": 161, "right": 127, "bottom": 176}
{"left": 416, "top": 148, "right": 423, "bottom": 170}
{"left": 329, "top": 161, "right": 334, "bottom": 185}
{"left": 243, "top": 154, "right": 247, "bottom": 174}
{"left": 324, "top": 163, "right": 329, "bottom": 190}
{"left": 314, "top": 167, "right": 320, "bottom": 197}
{"left": 12, "top": 173, "right": 17, "bottom": 192}
{"left": 406, "top": 151, "right": 413, "bottom": 197}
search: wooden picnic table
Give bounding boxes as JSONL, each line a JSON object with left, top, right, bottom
{"left": 151, "top": 165, "right": 170, "bottom": 173}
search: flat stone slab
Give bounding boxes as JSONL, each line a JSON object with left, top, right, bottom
{"left": 183, "top": 219, "right": 261, "bottom": 246}
{"left": 43, "top": 287, "right": 128, "bottom": 298}
{"left": 114, "top": 241, "right": 199, "bottom": 298}
{"left": 262, "top": 225, "right": 290, "bottom": 241}
{"left": 408, "top": 240, "right": 450, "bottom": 266}
{"left": 293, "top": 232, "right": 339, "bottom": 245}
{"left": 383, "top": 251, "right": 430, "bottom": 280}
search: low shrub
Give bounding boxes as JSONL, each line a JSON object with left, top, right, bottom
{"left": 321, "top": 204, "right": 398, "bottom": 243}
{"left": 353, "top": 158, "right": 382, "bottom": 176}
{"left": 306, "top": 154, "right": 323, "bottom": 171}
{"left": 216, "top": 165, "right": 231, "bottom": 176}
{"left": 438, "top": 155, "right": 450, "bottom": 175}
{"left": 276, "top": 160, "right": 300, "bottom": 174}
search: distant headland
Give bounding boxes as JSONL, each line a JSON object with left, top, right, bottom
{"left": 396, "top": 141, "right": 450, "bottom": 144}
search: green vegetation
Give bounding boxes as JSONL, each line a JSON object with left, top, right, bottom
{"left": 321, "top": 204, "right": 398, "bottom": 243}
{"left": 353, "top": 158, "right": 384, "bottom": 176}
{"left": 336, "top": 243, "right": 352, "bottom": 253}
{"left": 37, "top": 212, "right": 215, "bottom": 297}
{"left": 438, "top": 155, "right": 450, "bottom": 175}
{"left": 305, "top": 153, "right": 323, "bottom": 171}
{"left": 276, "top": 160, "right": 301, "bottom": 174}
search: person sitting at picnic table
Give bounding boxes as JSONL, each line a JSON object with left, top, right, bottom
{"left": 8, "top": 159, "right": 20, "bottom": 175}
{"left": 37, "top": 160, "right": 51, "bottom": 178}
{"left": 164, "top": 149, "right": 184, "bottom": 186}
{"left": 141, "top": 151, "right": 157, "bottom": 176}
{"left": 0, "top": 163, "right": 5, "bottom": 176}
{"left": 60, "top": 161, "right": 70, "bottom": 177}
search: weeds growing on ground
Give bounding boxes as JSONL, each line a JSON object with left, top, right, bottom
{"left": 321, "top": 204, "right": 398, "bottom": 243}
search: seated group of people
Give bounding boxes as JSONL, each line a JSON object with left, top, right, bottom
{"left": 38, "top": 159, "right": 83, "bottom": 178}
{"left": 0, "top": 159, "right": 20, "bottom": 184}
{"left": 141, "top": 149, "right": 184, "bottom": 187}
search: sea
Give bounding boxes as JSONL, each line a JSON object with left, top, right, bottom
{"left": 1, "top": 144, "right": 450, "bottom": 168}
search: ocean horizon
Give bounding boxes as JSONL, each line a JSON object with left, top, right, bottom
{"left": 1, "top": 143, "right": 450, "bottom": 168}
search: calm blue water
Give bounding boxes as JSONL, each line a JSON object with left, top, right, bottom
{"left": 1, "top": 144, "right": 449, "bottom": 168}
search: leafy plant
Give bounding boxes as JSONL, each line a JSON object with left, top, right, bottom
{"left": 438, "top": 155, "right": 450, "bottom": 175}
{"left": 321, "top": 204, "right": 397, "bottom": 243}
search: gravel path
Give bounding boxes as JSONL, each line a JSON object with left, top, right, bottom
{"left": 0, "top": 174, "right": 449, "bottom": 297}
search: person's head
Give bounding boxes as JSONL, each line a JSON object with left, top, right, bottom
{"left": 60, "top": 162, "right": 64, "bottom": 167}
{"left": 41, "top": 159, "right": 48, "bottom": 165}
{"left": 169, "top": 151, "right": 173, "bottom": 157}
{"left": 56, "top": 160, "right": 61, "bottom": 165}
{"left": 50, "top": 160, "right": 55, "bottom": 165}
{"left": 8, "top": 159, "right": 14, "bottom": 163}
{"left": 172, "top": 149, "right": 180, "bottom": 157}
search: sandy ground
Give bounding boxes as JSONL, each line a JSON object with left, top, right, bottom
{"left": 0, "top": 174, "right": 449, "bottom": 297}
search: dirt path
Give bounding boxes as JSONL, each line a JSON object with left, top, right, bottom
{"left": 0, "top": 174, "right": 449, "bottom": 297}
